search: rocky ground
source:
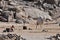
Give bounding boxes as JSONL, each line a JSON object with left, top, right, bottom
{"left": 0, "top": 0, "right": 60, "bottom": 23}
{"left": 0, "top": 22, "right": 60, "bottom": 40}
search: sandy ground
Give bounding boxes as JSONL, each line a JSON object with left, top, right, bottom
{"left": 0, "top": 31, "right": 58, "bottom": 40}
{"left": 0, "top": 22, "right": 60, "bottom": 40}
{"left": 21, "top": 33, "right": 55, "bottom": 40}
{"left": 0, "top": 30, "right": 57, "bottom": 40}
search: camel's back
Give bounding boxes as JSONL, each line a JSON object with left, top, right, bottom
{"left": 37, "top": 17, "right": 43, "bottom": 25}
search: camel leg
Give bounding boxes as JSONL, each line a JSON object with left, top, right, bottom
{"left": 40, "top": 24, "right": 44, "bottom": 32}
{"left": 36, "top": 25, "right": 38, "bottom": 30}
{"left": 40, "top": 25, "right": 42, "bottom": 31}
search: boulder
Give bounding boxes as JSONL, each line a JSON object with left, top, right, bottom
{"left": 0, "top": 34, "right": 20, "bottom": 40}
{"left": 24, "top": 7, "right": 52, "bottom": 20}
{"left": 54, "top": 0, "right": 60, "bottom": 6}
{"left": 15, "top": 7, "right": 52, "bottom": 24}
{"left": 43, "top": 3, "right": 54, "bottom": 10}
{"left": 15, "top": 19, "right": 23, "bottom": 24}
{"left": 58, "top": 1, "right": 60, "bottom": 7}
{"left": 43, "top": 0, "right": 55, "bottom": 4}
{"left": 0, "top": 16, "right": 7, "bottom": 22}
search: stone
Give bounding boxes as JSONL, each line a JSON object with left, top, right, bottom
{"left": 43, "top": 0, "right": 55, "bottom": 4}
{"left": 23, "top": 7, "right": 52, "bottom": 20}
{"left": 15, "top": 7, "right": 53, "bottom": 24}
{"left": 0, "top": 0, "right": 60, "bottom": 23}
{"left": 0, "top": 16, "right": 7, "bottom": 22}
{"left": 43, "top": 3, "right": 54, "bottom": 10}
{"left": 15, "top": 19, "right": 23, "bottom": 24}
{"left": 0, "top": 34, "right": 21, "bottom": 40}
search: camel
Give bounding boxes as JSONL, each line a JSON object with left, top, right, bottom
{"left": 36, "top": 17, "right": 44, "bottom": 31}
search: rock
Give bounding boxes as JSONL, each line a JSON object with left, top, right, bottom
{"left": 24, "top": 7, "right": 52, "bottom": 20}
{"left": 43, "top": 3, "right": 54, "bottom": 10}
{"left": 0, "top": 34, "right": 8, "bottom": 40}
{"left": 0, "top": 9, "right": 3, "bottom": 12}
{"left": 23, "top": 0, "right": 34, "bottom": 2}
{"left": 58, "top": 1, "right": 60, "bottom": 7}
{"left": 8, "top": 5, "right": 16, "bottom": 11}
{"left": 44, "top": 0, "right": 55, "bottom": 4}
{"left": 0, "top": 34, "right": 21, "bottom": 40}
{"left": 16, "top": 7, "right": 52, "bottom": 23}
{"left": 10, "top": 1, "right": 17, "bottom": 6}
{"left": 7, "top": 34, "right": 14, "bottom": 39}
{"left": 15, "top": 19, "right": 23, "bottom": 24}
{"left": 0, "top": 0, "right": 60, "bottom": 23}
{"left": 16, "top": 9, "right": 26, "bottom": 19}
{"left": 54, "top": 0, "right": 60, "bottom": 6}
{"left": 16, "top": 18, "right": 29, "bottom": 24}
{"left": 15, "top": 36, "right": 20, "bottom": 40}
{"left": 0, "top": 16, "right": 7, "bottom": 22}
